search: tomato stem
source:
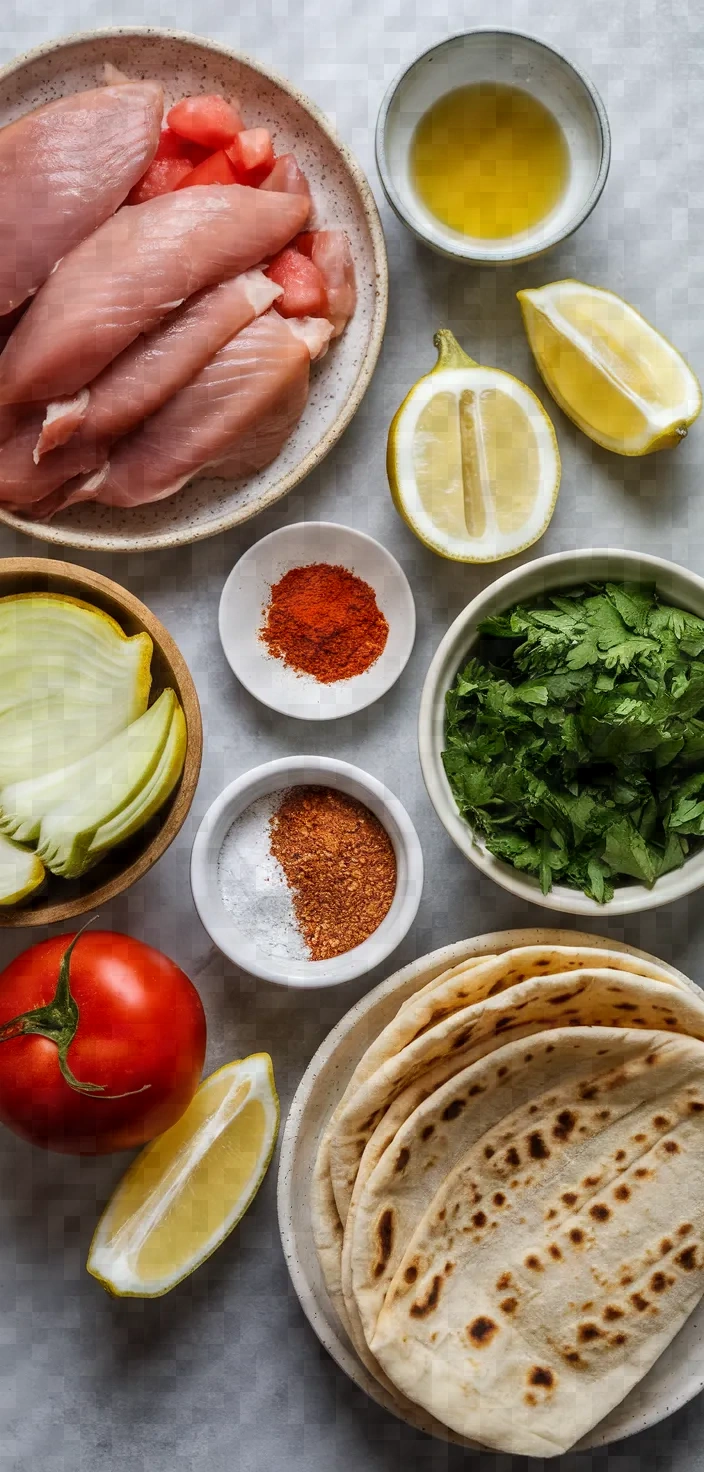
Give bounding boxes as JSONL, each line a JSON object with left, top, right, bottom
{"left": 0, "top": 920, "right": 149, "bottom": 1100}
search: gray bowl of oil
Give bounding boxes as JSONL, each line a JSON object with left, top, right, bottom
{"left": 376, "top": 29, "right": 610, "bottom": 266}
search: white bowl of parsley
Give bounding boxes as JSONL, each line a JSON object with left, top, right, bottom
{"left": 419, "top": 548, "right": 704, "bottom": 915}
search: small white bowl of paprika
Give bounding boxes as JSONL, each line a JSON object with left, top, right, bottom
{"left": 190, "top": 756, "right": 424, "bottom": 987}
{"left": 218, "top": 521, "right": 416, "bottom": 720}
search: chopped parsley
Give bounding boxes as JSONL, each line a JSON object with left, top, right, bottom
{"left": 442, "top": 582, "right": 704, "bottom": 903}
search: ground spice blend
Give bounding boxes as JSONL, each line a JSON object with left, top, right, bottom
{"left": 260, "top": 562, "right": 389, "bottom": 683}
{"left": 269, "top": 787, "right": 397, "bottom": 960}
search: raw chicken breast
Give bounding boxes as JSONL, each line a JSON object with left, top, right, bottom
{"left": 0, "top": 408, "right": 83, "bottom": 507}
{"left": 0, "top": 184, "right": 310, "bottom": 404}
{"left": 0, "top": 405, "right": 21, "bottom": 447}
{"left": 0, "top": 83, "right": 164, "bottom": 315}
{"left": 64, "top": 310, "right": 329, "bottom": 509}
{"left": 0, "top": 271, "right": 282, "bottom": 506}
{"left": 35, "top": 270, "right": 282, "bottom": 455}
{"left": 211, "top": 320, "right": 334, "bottom": 478}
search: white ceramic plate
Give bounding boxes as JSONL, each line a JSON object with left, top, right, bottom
{"left": 190, "top": 755, "right": 423, "bottom": 987}
{"left": 0, "top": 28, "right": 387, "bottom": 553}
{"left": 218, "top": 522, "right": 416, "bottom": 720}
{"left": 277, "top": 927, "right": 704, "bottom": 1449}
{"left": 419, "top": 548, "right": 704, "bottom": 917}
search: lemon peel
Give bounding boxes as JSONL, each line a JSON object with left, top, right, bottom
{"left": 518, "top": 280, "right": 702, "bottom": 456}
{"left": 388, "top": 330, "right": 561, "bottom": 563}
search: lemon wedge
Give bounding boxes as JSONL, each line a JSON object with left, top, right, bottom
{"left": 518, "top": 280, "right": 702, "bottom": 456}
{"left": 87, "top": 1054, "right": 279, "bottom": 1298}
{"left": 387, "top": 330, "right": 561, "bottom": 563}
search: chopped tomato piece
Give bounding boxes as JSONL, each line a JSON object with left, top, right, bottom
{"left": 167, "top": 94, "right": 244, "bottom": 150}
{"left": 127, "top": 156, "right": 195, "bottom": 204}
{"left": 153, "top": 127, "right": 208, "bottom": 165}
{"left": 293, "top": 230, "right": 356, "bottom": 336}
{"left": 265, "top": 247, "right": 328, "bottom": 319}
{"left": 226, "top": 128, "right": 275, "bottom": 186}
{"left": 175, "top": 149, "right": 239, "bottom": 189}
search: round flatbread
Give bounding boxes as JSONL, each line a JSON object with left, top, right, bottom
{"left": 315, "top": 946, "right": 691, "bottom": 1239}
{"left": 310, "top": 942, "right": 702, "bottom": 1433}
{"left": 370, "top": 1030, "right": 704, "bottom": 1456}
{"left": 348, "top": 946, "right": 692, "bottom": 1103}
{"left": 328, "top": 969, "right": 704, "bottom": 1223}
{"left": 343, "top": 1027, "right": 659, "bottom": 1351}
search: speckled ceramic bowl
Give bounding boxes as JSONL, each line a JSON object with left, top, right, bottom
{"left": 0, "top": 29, "right": 388, "bottom": 553}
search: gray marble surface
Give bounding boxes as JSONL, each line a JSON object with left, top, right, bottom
{"left": 0, "top": 0, "right": 703, "bottom": 1467}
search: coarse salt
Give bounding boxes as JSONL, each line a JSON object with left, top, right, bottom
{"left": 217, "top": 792, "right": 310, "bottom": 961}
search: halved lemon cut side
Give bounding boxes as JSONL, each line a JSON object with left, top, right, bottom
{"left": 518, "top": 280, "right": 702, "bottom": 456}
{"left": 87, "top": 1054, "right": 279, "bottom": 1298}
{"left": 388, "top": 330, "right": 561, "bottom": 563}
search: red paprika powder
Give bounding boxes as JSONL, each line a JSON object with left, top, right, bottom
{"left": 260, "top": 562, "right": 389, "bottom": 683}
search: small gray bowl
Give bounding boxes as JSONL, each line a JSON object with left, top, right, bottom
{"left": 376, "top": 29, "right": 611, "bottom": 266}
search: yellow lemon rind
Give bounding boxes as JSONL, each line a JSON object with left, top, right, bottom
{"left": 388, "top": 354, "right": 561, "bottom": 564}
{"left": 86, "top": 1053, "right": 280, "bottom": 1299}
{"left": 518, "top": 281, "right": 702, "bottom": 457}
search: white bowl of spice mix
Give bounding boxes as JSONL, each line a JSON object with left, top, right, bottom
{"left": 376, "top": 29, "right": 611, "bottom": 266}
{"left": 190, "top": 756, "right": 424, "bottom": 986}
{"left": 218, "top": 522, "right": 416, "bottom": 719}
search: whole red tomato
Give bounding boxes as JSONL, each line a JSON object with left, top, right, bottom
{"left": 0, "top": 928, "right": 206, "bottom": 1155}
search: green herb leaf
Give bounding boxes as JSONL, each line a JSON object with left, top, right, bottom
{"left": 443, "top": 582, "right": 704, "bottom": 902}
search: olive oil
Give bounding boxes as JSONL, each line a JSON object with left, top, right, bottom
{"left": 411, "top": 82, "right": 569, "bottom": 240}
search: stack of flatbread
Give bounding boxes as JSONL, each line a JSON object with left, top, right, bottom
{"left": 312, "top": 944, "right": 704, "bottom": 1456}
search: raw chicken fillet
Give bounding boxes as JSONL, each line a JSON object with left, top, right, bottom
{"left": 0, "top": 82, "right": 164, "bottom": 315}
{"left": 0, "top": 271, "right": 283, "bottom": 507}
{"left": 0, "top": 184, "right": 310, "bottom": 403}
{"left": 62, "top": 311, "right": 333, "bottom": 509}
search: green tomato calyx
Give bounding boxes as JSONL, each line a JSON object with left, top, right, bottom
{"left": 0, "top": 921, "right": 149, "bottom": 1098}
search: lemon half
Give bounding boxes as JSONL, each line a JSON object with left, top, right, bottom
{"left": 518, "top": 280, "right": 702, "bottom": 456}
{"left": 388, "top": 330, "right": 561, "bottom": 563}
{"left": 87, "top": 1054, "right": 280, "bottom": 1298}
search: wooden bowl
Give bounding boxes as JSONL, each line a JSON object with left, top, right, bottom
{"left": 0, "top": 558, "right": 202, "bottom": 927}
{"left": 0, "top": 28, "right": 388, "bottom": 553}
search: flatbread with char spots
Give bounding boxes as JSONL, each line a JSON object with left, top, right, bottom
{"left": 314, "top": 946, "right": 691, "bottom": 1242}
{"left": 328, "top": 968, "right": 704, "bottom": 1223}
{"left": 369, "top": 1031, "right": 704, "bottom": 1456}
{"left": 310, "top": 941, "right": 703, "bottom": 1443}
{"left": 343, "top": 1027, "right": 663, "bottom": 1355}
{"left": 349, "top": 946, "right": 692, "bottom": 1102}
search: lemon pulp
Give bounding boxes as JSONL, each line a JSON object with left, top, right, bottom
{"left": 88, "top": 1054, "right": 280, "bottom": 1296}
{"left": 411, "top": 83, "right": 569, "bottom": 239}
{"left": 413, "top": 387, "right": 543, "bottom": 539}
{"left": 388, "top": 330, "right": 561, "bottom": 564}
{"left": 519, "top": 281, "right": 703, "bottom": 455}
